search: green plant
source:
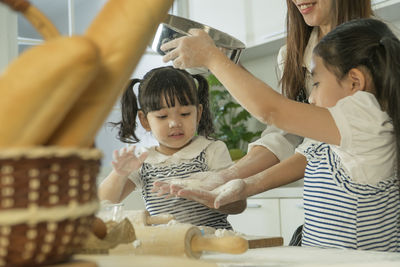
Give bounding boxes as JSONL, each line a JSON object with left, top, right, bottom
{"left": 207, "top": 74, "right": 262, "bottom": 159}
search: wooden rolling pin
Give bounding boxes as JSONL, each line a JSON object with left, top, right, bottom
{"left": 124, "top": 210, "right": 175, "bottom": 227}
{"left": 113, "top": 224, "right": 248, "bottom": 259}
{"left": 47, "top": 0, "right": 173, "bottom": 146}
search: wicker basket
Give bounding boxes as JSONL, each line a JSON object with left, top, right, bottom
{"left": 0, "top": 147, "right": 102, "bottom": 266}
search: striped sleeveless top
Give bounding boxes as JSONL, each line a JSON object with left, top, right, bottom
{"left": 138, "top": 150, "right": 232, "bottom": 229}
{"left": 301, "top": 143, "right": 400, "bottom": 251}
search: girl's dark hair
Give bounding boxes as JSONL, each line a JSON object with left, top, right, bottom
{"left": 282, "top": 0, "right": 373, "bottom": 100}
{"left": 110, "top": 66, "right": 214, "bottom": 143}
{"left": 314, "top": 18, "right": 400, "bottom": 177}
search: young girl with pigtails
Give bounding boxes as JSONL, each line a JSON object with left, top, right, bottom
{"left": 98, "top": 66, "right": 245, "bottom": 229}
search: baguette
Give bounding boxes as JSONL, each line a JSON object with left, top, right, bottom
{"left": 0, "top": 36, "right": 100, "bottom": 147}
{"left": 47, "top": 0, "right": 174, "bottom": 146}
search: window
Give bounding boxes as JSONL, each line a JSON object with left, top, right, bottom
{"left": 17, "top": 0, "right": 181, "bottom": 54}
{"left": 17, "top": 0, "right": 107, "bottom": 54}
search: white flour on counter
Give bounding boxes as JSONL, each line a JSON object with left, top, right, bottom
{"left": 132, "top": 239, "right": 141, "bottom": 248}
{"left": 201, "top": 247, "right": 400, "bottom": 267}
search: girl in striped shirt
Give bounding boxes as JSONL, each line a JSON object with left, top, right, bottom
{"left": 158, "top": 18, "right": 400, "bottom": 250}
{"left": 98, "top": 66, "right": 246, "bottom": 229}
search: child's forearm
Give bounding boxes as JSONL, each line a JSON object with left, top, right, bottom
{"left": 244, "top": 153, "right": 307, "bottom": 197}
{"left": 98, "top": 170, "right": 130, "bottom": 203}
{"left": 207, "top": 50, "right": 340, "bottom": 146}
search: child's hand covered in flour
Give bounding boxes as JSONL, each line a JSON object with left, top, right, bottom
{"left": 112, "top": 146, "right": 148, "bottom": 177}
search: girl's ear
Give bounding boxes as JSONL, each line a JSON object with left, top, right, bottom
{"left": 138, "top": 111, "right": 151, "bottom": 131}
{"left": 347, "top": 68, "right": 366, "bottom": 93}
{"left": 197, "top": 104, "right": 203, "bottom": 124}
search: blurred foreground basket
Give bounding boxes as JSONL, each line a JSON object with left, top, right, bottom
{"left": 0, "top": 147, "right": 102, "bottom": 266}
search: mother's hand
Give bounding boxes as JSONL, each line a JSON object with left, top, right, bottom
{"left": 161, "top": 29, "right": 219, "bottom": 69}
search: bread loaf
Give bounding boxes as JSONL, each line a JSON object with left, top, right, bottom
{"left": 0, "top": 36, "right": 100, "bottom": 147}
{"left": 47, "top": 0, "right": 174, "bottom": 146}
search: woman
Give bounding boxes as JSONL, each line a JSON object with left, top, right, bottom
{"left": 154, "top": 0, "right": 373, "bottom": 244}
{"left": 165, "top": 17, "right": 400, "bottom": 251}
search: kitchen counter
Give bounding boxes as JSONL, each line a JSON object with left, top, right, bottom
{"left": 202, "top": 246, "right": 400, "bottom": 266}
{"left": 75, "top": 246, "right": 400, "bottom": 267}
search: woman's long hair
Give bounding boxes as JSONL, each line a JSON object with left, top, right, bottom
{"left": 282, "top": 0, "right": 373, "bottom": 100}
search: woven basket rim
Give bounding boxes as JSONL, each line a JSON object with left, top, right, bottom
{"left": 0, "top": 146, "right": 103, "bottom": 160}
{"left": 0, "top": 200, "right": 99, "bottom": 226}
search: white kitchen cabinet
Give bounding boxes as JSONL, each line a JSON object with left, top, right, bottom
{"left": 241, "top": 0, "right": 400, "bottom": 61}
{"left": 228, "top": 199, "right": 281, "bottom": 237}
{"left": 185, "top": 0, "right": 247, "bottom": 43}
{"left": 280, "top": 198, "right": 304, "bottom": 245}
{"left": 228, "top": 183, "right": 304, "bottom": 245}
{"left": 243, "top": 0, "right": 287, "bottom": 46}
{"left": 184, "top": 0, "right": 286, "bottom": 47}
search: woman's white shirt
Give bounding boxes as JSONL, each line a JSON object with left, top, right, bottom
{"left": 248, "top": 28, "right": 320, "bottom": 161}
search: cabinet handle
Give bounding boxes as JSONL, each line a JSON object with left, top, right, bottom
{"left": 247, "top": 203, "right": 262, "bottom": 208}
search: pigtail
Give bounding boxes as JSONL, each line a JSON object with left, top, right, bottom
{"left": 193, "top": 74, "right": 215, "bottom": 137}
{"left": 109, "top": 79, "right": 141, "bottom": 143}
{"left": 378, "top": 37, "right": 400, "bottom": 177}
